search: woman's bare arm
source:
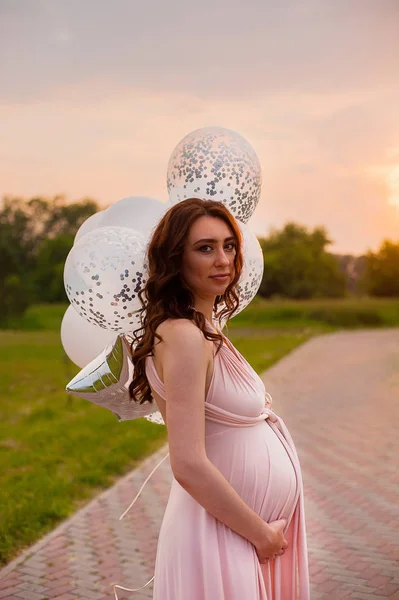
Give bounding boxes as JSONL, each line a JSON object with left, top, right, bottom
{"left": 156, "top": 318, "right": 273, "bottom": 548}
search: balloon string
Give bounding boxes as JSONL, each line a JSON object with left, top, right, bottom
{"left": 113, "top": 577, "right": 154, "bottom": 600}
{"left": 118, "top": 452, "right": 170, "bottom": 520}
{"left": 113, "top": 452, "right": 170, "bottom": 598}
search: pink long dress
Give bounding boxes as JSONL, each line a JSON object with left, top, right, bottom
{"left": 144, "top": 320, "right": 310, "bottom": 600}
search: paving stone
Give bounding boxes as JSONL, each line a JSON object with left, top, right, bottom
{"left": 0, "top": 328, "right": 398, "bottom": 599}
{"left": 14, "top": 591, "right": 47, "bottom": 600}
{"left": 0, "top": 587, "right": 25, "bottom": 599}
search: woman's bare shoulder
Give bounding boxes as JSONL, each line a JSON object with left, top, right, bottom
{"left": 152, "top": 318, "right": 210, "bottom": 384}
{"left": 156, "top": 317, "right": 204, "bottom": 347}
{"left": 156, "top": 318, "right": 203, "bottom": 338}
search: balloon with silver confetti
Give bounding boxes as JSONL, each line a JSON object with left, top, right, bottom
{"left": 66, "top": 334, "right": 165, "bottom": 424}
{"left": 216, "top": 219, "right": 264, "bottom": 326}
{"left": 167, "top": 126, "right": 262, "bottom": 223}
{"left": 64, "top": 226, "right": 148, "bottom": 334}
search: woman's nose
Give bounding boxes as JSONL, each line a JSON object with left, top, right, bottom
{"left": 215, "top": 248, "right": 230, "bottom": 266}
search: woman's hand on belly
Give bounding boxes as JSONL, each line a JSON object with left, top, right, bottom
{"left": 254, "top": 519, "right": 288, "bottom": 563}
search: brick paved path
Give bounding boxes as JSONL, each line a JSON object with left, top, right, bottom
{"left": 1, "top": 328, "right": 398, "bottom": 600}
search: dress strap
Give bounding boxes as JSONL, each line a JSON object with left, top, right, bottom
{"left": 145, "top": 355, "right": 167, "bottom": 400}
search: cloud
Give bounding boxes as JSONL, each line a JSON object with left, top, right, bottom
{"left": 0, "top": 0, "right": 398, "bottom": 103}
{"left": 1, "top": 0, "right": 399, "bottom": 254}
{"left": 51, "top": 31, "right": 71, "bottom": 44}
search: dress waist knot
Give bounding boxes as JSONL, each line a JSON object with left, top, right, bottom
{"left": 204, "top": 401, "right": 279, "bottom": 427}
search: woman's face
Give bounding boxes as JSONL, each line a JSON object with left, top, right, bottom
{"left": 180, "top": 215, "right": 236, "bottom": 299}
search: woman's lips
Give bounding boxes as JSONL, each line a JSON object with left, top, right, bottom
{"left": 210, "top": 274, "right": 230, "bottom": 281}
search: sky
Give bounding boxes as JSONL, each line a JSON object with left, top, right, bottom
{"left": 1, "top": 0, "right": 399, "bottom": 255}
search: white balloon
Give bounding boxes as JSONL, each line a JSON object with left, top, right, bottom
{"left": 74, "top": 211, "right": 107, "bottom": 244}
{"left": 64, "top": 226, "right": 148, "bottom": 333}
{"left": 167, "top": 126, "right": 262, "bottom": 224}
{"left": 61, "top": 305, "right": 116, "bottom": 368}
{"left": 98, "top": 196, "right": 167, "bottom": 238}
{"left": 217, "top": 220, "right": 264, "bottom": 325}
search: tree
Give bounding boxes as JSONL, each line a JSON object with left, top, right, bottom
{"left": 333, "top": 254, "right": 368, "bottom": 295}
{"left": 358, "top": 239, "right": 399, "bottom": 297}
{"left": 258, "top": 222, "right": 347, "bottom": 299}
{"left": 0, "top": 195, "right": 99, "bottom": 320}
{"left": 0, "top": 274, "right": 34, "bottom": 326}
{"left": 33, "top": 234, "right": 75, "bottom": 303}
{"left": 0, "top": 195, "right": 98, "bottom": 241}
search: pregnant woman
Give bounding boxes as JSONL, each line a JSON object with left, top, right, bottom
{"left": 127, "top": 198, "right": 310, "bottom": 599}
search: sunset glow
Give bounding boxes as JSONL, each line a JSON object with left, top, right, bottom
{"left": 387, "top": 166, "right": 399, "bottom": 208}
{"left": 1, "top": 1, "right": 399, "bottom": 255}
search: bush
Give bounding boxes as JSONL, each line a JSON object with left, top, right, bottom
{"left": 0, "top": 274, "right": 34, "bottom": 326}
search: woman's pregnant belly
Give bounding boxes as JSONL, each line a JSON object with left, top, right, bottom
{"left": 205, "top": 420, "right": 298, "bottom": 523}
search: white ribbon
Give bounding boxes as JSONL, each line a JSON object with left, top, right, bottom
{"left": 118, "top": 452, "right": 170, "bottom": 521}
{"left": 113, "top": 452, "right": 170, "bottom": 599}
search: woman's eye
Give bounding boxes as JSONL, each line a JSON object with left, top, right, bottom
{"left": 198, "top": 243, "right": 236, "bottom": 252}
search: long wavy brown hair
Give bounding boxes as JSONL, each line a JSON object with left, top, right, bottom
{"left": 128, "top": 198, "right": 244, "bottom": 404}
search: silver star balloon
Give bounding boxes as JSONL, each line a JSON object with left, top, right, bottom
{"left": 65, "top": 334, "right": 165, "bottom": 425}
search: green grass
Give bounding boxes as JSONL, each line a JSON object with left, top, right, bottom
{"left": 2, "top": 303, "right": 67, "bottom": 331}
{"left": 225, "top": 295, "right": 399, "bottom": 329}
{"left": 0, "top": 329, "right": 167, "bottom": 566}
{"left": 229, "top": 327, "right": 327, "bottom": 373}
{"left": 1, "top": 297, "right": 398, "bottom": 566}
